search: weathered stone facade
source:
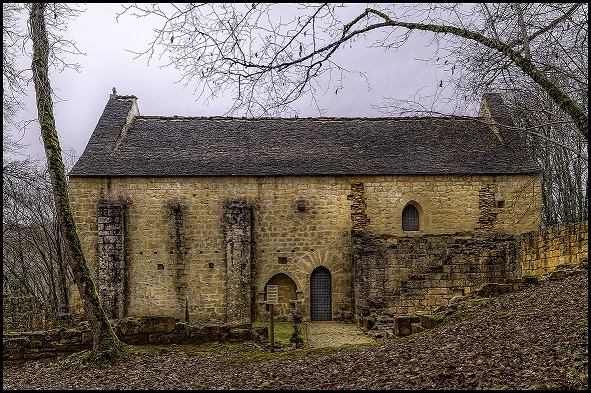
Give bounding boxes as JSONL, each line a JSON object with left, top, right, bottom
{"left": 68, "top": 173, "right": 542, "bottom": 323}
{"left": 353, "top": 220, "right": 587, "bottom": 323}
{"left": 66, "top": 91, "right": 551, "bottom": 325}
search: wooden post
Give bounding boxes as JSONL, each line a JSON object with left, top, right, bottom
{"left": 269, "top": 303, "right": 274, "bottom": 353}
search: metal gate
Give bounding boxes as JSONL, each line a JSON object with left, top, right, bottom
{"left": 310, "top": 266, "right": 332, "bottom": 321}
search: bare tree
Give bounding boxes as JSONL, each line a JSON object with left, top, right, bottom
{"left": 512, "top": 89, "right": 588, "bottom": 226}
{"left": 28, "top": 2, "right": 126, "bottom": 362}
{"left": 3, "top": 152, "right": 71, "bottom": 311}
{"left": 120, "top": 3, "right": 587, "bottom": 226}
{"left": 119, "top": 3, "right": 587, "bottom": 140}
{"left": 414, "top": 4, "right": 588, "bottom": 226}
{"left": 3, "top": 3, "right": 28, "bottom": 131}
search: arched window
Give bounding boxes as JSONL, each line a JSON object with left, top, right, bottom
{"left": 402, "top": 204, "right": 419, "bottom": 231}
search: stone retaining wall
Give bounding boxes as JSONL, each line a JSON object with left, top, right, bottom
{"left": 518, "top": 220, "right": 588, "bottom": 276}
{"left": 353, "top": 233, "right": 519, "bottom": 318}
{"left": 3, "top": 316, "right": 260, "bottom": 361}
{"left": 353, "top": 220, "right": 588, "bottom": 320}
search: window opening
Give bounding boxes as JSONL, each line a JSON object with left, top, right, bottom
{"left": 402, "top": 204, "right": 419, "bottom": 231}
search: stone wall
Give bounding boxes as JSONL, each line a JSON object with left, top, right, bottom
{"left": 68, "top": 173, "right": 540, "bottom": 322}
{"left": 518, "top": 220, "right": 588, "bottom": 276}
{"left": 68, "top": 175, "right": 355, "bottom": 323}
{"left": 362, "top": 174, "right": 541, "bottom": 237}
{"left": 353, "top": 233, "right": 519, "bottom": 319}
{"left": 3, "top": 316, "right": 258, "bottom": 361}
{"left": 353, "top": 220, "right": 587, "bottom": 322}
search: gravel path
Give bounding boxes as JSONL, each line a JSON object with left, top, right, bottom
{"left": 305, "top": 321, "right": 375, "bottom": 348}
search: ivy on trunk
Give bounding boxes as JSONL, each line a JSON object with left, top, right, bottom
{"left": 29, "top": 2, "right": 127, "bottom": 363}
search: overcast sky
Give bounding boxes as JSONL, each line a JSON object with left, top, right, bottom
{"left": 10, "top": 3, "right": 461, "bottom": 163}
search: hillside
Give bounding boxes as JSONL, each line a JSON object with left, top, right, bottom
{"left": 3, "top": 268, "right": 588, "bottom": 390}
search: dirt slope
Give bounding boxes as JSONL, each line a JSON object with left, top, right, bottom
{"left": 3, "top": 270, "right": 588, "bottom": 390}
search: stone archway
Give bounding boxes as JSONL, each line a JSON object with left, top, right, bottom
{"left": 264, "top": 273, "right": 298, "bottom": 321}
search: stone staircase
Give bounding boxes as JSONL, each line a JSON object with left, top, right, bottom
{"left": 366, "top": 261, "right": 587, "bottom": 340}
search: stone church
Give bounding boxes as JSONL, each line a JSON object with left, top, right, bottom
{"left": 67, "top": 91, "right": 542, "bottom": 325}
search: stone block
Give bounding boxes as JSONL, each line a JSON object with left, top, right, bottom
{"left": 53, "top": 343, "right": 81, "bottom": 352}
{"left": 120, "top": 334, "right": 148, "bottom": 345}
{"left": 419, "top": 315, "right": 439, "bottom": 330}
{"left": 474, "top": 283, "right": 499, "bottom": 297}
{"left": 172, "top": 321, "right": 187, "bottom": 334}
{"left": 25, "top": 349, "right": 54, "bottom": 360}
{"left": 44, "top": 328, "right": 63, "bottom": 341}
{"left": 69, "top": 334, "right": 81, "bottom": 344}
{"left": 186, "top": 323, "right": 227, "bottom": 341}
{"left": 393, "top": 316, "right": 420, "bottom": 336}
{"left": 3, "top": 336, "right": 29, "bottom": 350}
{"left": 139, "top": 316, "right": 177, "bottom": 334}
{"left": 227, "top": 328, "right": 256, "bottom": 342}
{"left": 411, "top": 322, "right": 425, "bottom": 335}
{"left": 81, "top": 331, "right": 93, "bottom": 345}
{"left": 119, "top": 317, "right": 141, "bottom": 335}
{"left": 59, "top": 329, "right": 76, "bottom": 340}
{"left": 148, "top": 333, "right": 188, "bottom": 345}
{"left": 549, "top": 270, "right": 567, "bottom": 280}
{"left": 28, "top": 340, "right": 43, "bottom": 349}
{"left": 523, "top": 276, "right": 540, "bottom": 285}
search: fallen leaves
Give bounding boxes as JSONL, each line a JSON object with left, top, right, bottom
{"left": 3, "top": 272, "right": 588, "bottom": 390}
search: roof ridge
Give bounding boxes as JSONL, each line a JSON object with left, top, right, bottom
{"left": 134, "top": 115, "right": 476, "bottom": 121}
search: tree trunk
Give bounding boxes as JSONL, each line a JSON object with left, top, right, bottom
{"left": 54, "top": 227, "right": 71, "bottom": 312}
{"left": 29, "top": 2, "right": 126, "bottom": 361}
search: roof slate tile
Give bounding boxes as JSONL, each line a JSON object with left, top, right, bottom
{"left": 69, "top": 94, "right": 541, "bottom": 177}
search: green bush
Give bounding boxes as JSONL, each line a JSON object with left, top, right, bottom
{"left": 290, "top": 324, "right": 304, "bottom": 348}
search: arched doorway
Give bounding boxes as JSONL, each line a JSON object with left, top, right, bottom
{"left": 310, "top": 266, "right": 332, "bottom": 321}
{"left": 265, "top": 273, "right": 297, "bottom": 321}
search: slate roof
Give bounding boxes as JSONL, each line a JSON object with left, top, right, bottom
{"left": 69, "top": 93, "right": 541, "bottom": 177}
